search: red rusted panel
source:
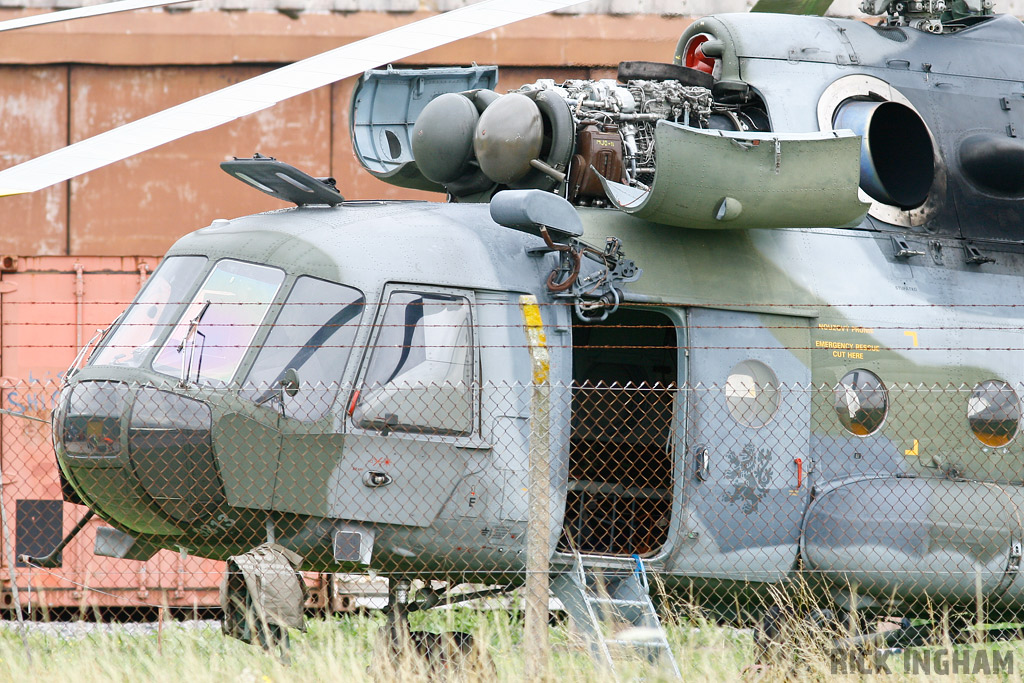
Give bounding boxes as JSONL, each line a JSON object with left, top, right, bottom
{"left": 0, "top": 11, "right": 687, "bottom": 68}
{"left": 0, "top": 256, "right": 228, "bottom": 609}
{"left": 68, "top": 65, "right": 332, "bottom": 256}
{"left": 495, "top": 66, "right": 592, "bottom": 93}
{"left": 0, "top": 66, "right": 68, "bottom": 256}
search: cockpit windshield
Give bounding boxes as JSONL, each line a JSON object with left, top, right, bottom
{"left": 151, "top": 260, "right": 285, "bottom": 385}
{"left": 91, "top": 256, "right": 208, "bottom": 368}
{"left": 241, "top": 276, "right": 365, "bottom": 422}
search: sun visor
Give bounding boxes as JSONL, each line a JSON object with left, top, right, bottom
{"left": 600, "top": 122, "right": 870, "bottom": 230}
{"left": 350, "top": 65, "right": 499, "bottom": 193}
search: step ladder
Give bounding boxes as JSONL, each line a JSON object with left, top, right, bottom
{"left": 551, "top": 553, "right": 681, "bottom": 679}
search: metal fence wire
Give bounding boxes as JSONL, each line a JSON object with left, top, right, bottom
{"left": 5, "top": 374, "right": 1024, "bottom": 624}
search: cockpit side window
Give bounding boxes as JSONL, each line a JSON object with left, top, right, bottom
{"left": 352, "top": 290, "right": 474, "bottom": 436}
{"left": 91, "top": 255, "right": 208, "bottom": 369}
{"left": 241, "top": 276, "right": 366, "bottom": 422}
{"left": 151, "top": 260, "right": 285, "bottom": 385}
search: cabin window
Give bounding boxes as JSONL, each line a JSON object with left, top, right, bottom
{"left": 151, "top": 260, "right": 285, "bottom": 385}
{"left": 91, "top": 255, "right": 207, "bottom": 368}
{"left": 241, "top": 277, "right": 365, "bottom": 422}
{"left": 725, "top": 360, "right": 779, "bottom": 428}
{"left": 967, "top": 380, "right": 1020, "bottom": 447}
{"left": 352, "top": 290, "right": 474, "bottom": 436}
{"left": 834, "top": 369, "right": 887, "bottom": 436}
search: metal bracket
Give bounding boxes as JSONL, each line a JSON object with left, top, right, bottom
{"left": 362, "top": 471, "right": 394, "bottom": 488}
{"left": 964, "top": 243, "right": 995, "bottom": 265}
{"left": 546, "top": 233, "right": 642, "bottom": 323}
{"left": 995, "top": 540, "right": 1023, "bottom": 599}
{"left": 890, "top": 235, "right": 924, "bottom": 259}
{"left": 694, "top": 445, "right": 710, "bottom": 482}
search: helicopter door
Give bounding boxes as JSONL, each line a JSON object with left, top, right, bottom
{"left": 338, "top": 285, "right": 479, "bottom": 527}
{"left": 557, "top": 307, "right": 680, "bottom": 558}
{"left": 233, "top": 276, "right": 366, "bottom": 517}
{"left": 676, "top": 308, "right": 811, "bottom": 581}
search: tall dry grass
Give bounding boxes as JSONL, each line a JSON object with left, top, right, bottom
{"left": 0, "top": 596, "right": 1023, "bottom": 682}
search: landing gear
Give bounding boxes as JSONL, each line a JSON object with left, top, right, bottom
{"left": 753, "top": 599, "right": 937, "bottom": 675}
{"left": 385, "top": 577, "right": 412, "bottom": 645}
{"left": 380, "top": 577, "right": 477, "bottom": 674}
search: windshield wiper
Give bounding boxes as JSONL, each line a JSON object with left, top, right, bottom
{"left": 178, "top": 301, "right": 211, "bottom": 387}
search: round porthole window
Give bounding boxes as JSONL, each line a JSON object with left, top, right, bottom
{"left": 834, "top": 369, "right": 887, "bottom": 436}
{"left": 967, "top": 380, "right": 1020, "bottom": 447}
{"left": 725, "top": 360, "right": 779, "bottom": 428}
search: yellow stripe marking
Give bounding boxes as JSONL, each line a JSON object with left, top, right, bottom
{"left": 520, "top": 295, "right": 549, "bottom": 385}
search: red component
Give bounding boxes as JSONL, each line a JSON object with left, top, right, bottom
{"left": 347, "top": 389, "right": 360, "bottom": 416}
{"left": 683, "top": 34, "right": 717, "bottom": 76}
{"left": 794, "top": 457, "right": 804, "bottom": 489}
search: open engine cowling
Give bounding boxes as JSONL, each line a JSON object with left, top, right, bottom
{"left": 351, "top": 65, "right": 870, "bottom": 230}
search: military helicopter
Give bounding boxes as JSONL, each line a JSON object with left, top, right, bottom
{"left": 4, "top": 0, "right": 1024, "bottom": 661}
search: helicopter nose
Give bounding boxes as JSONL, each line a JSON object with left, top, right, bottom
{"left": 56, "top": 381, "right": 223, "bottom": 535}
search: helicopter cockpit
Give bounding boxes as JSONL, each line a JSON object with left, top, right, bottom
{"left": 85, "top": 256, "right": 368, "bottom": 413}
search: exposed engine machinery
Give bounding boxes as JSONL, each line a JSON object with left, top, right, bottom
{"left": 410, "top": 62, "right": 769, "bottom": 205}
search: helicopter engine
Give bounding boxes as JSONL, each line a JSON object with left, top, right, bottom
{"left": 410, "top": 71, "right": 770, "bottom": 205}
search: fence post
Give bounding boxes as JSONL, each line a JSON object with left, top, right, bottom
{"left": 521, "top": 294, "right": 551, "bottom": 681}
{"left": 0, "top": 462, "right": 32, "bottom": 667}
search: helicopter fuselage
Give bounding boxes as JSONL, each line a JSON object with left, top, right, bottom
{"left": 52, "top": 11, "right": 1024, "bottom": 617}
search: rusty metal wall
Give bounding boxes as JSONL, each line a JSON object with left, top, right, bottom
{"left": 0, "top": 256, "right": 231, "bottom": 610}
{"left": 0, "top": 66, "right": 68, "bottom": 257}
{"left": 3, "top": 64, "right": 624, "bottom": 258}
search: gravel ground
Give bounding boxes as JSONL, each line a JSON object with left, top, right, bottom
{"left": 0, "top": 619, "right": 221, "bottom": 640}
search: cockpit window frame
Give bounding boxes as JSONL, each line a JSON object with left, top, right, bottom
{"left": 149, "top": 258, "right": 287, "bottom": 386}
{"left": 90, "top": 255, "right": 209, "bottom": 370}
{"left": 348, "top": 283, "right": 481, "bottom": 441}
{"left": 240, "top": 274, "right": 367, "bottom": 423}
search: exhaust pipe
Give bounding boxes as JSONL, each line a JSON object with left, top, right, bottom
{"left": 833, "top": 100, "right": 935, "bottom": 209}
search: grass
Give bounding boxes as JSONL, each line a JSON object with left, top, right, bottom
{"left": 1, "top": 605, "right": 1024, "bottom": 681}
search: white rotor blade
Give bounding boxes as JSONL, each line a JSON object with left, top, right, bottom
{"left": 0, "top": 0, "right": 197, "bottom": 34}
{"left": 0, "top": 0, "right": 588, "bottom": 197}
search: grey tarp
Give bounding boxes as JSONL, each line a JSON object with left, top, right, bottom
{"left": 221, "top": 542, "right": 306, "bottom": 644}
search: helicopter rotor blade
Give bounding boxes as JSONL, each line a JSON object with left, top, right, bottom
{"left": 0, "top": 0, "right": 588, "bottom": 197}
{"left": 749, "top": 0, "right": 836, "bottom": 14}
{"left": 0, "top": 0, "right": 197, "bottom": 34}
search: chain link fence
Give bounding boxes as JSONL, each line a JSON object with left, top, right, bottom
{"left": 5, "top": 373, "right": 1024, "bottom": 627}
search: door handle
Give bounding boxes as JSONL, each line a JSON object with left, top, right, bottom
{"left": 694, "top": 445, "right": 709, "bottom": 482}
{"left": 362, "top": 471, "right": 393, "bottom": 488}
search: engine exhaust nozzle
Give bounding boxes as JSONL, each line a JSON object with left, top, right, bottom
{"left": 833, "top": 100, "right": 934, "bottom": 210}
